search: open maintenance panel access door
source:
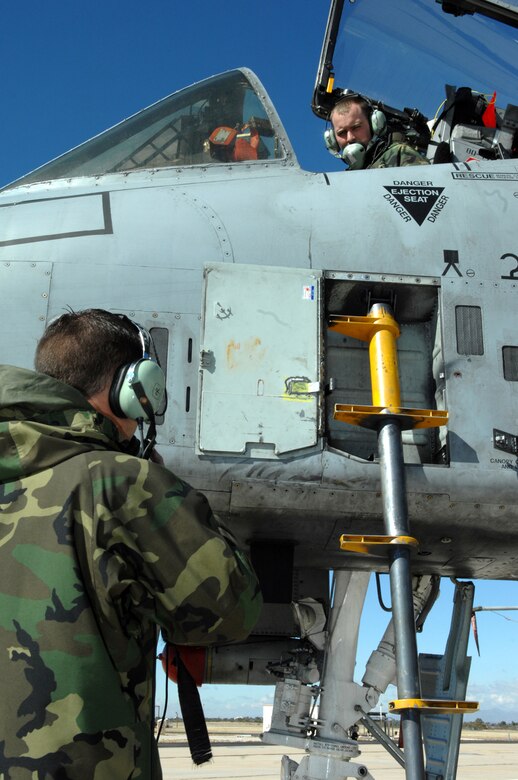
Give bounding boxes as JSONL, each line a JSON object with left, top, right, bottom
{"left": 197, "top": 263, "right": 322, "bottom": 458}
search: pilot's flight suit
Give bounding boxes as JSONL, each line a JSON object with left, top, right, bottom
{"left": 366, "top": 131, "right": 429, "bottom": 169}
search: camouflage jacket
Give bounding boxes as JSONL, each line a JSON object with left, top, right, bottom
{"left": 0, "top": 365, "right": 262, "bottom": 780}
{"left": 366, "top": 132, "right": 429, "bottom": 169}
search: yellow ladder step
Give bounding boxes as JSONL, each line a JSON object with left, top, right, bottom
{"left": 389, "top": 698, "right": 479, "bottom": 715}
{"left": 339, "top": 534, "right": 419, "bottom": 554}
{"left": 334, "top": 403, "right": 448, "bottom": 430}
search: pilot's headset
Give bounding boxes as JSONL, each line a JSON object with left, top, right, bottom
{"left": 109, "top": 315, "right": 167, "bottom": 459}
{"left": 324, "top": 93, "right": 386, "bottom": 169}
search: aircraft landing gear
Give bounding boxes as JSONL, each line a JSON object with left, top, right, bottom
{"left": 264, "top": 569, "right": 377, "bottom": 780}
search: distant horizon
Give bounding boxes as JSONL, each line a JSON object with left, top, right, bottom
{"left": 162, "top": 714, "right": 518, "bottom": 725}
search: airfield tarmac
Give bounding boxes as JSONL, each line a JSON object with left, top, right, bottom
{"left": 158, "top": 730, "right": 518, "bottom": 779}
{"left": 159, "top": 742, "right": 518, "bottom": 779}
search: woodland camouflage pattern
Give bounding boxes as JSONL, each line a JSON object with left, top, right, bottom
{"left": 0, "top": 365, "right": 262, "bottom": 779}
{"left": 367, "top": 133, "right": 429, "bottom": 169}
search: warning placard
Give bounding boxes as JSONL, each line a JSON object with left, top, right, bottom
{"left": 383, "top": 186, "right": 447, "bottom": 226}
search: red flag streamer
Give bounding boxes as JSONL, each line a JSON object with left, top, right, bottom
{"left": 482, "top": 92, "right": 497, "bottom": 128}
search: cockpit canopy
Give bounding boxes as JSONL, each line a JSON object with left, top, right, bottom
{"left": 7, "top": 69, "right": 293, "bottom": 188}
{"left": 313, "top": 0, "right": 518, "bottom": 164}
{"left": 314, "top": 0, "right": 518, "bottom": 122}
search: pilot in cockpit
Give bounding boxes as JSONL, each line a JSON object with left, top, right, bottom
{"left": 325, "top": 93, "right": 429, "bottom": 170}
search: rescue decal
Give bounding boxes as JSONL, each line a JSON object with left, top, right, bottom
{"left": 383, "top": 182, "right": 449, "bottom": 225}
{"left": 452, "top": 172, "right": 518, "bottom": 181}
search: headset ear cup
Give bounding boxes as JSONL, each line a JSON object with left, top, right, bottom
{"left": 324, "top": 127, "right": 341, "bottom": 156}
{"left": 109, "top": 364, "right": 130, "bottom": 418}
{"left": 370, "top": 109, "right": 386, "bottom": 136}
{"left": 133, "top": 360, "right": 166, "bottom": 418}
{"left": 115, "top": 359, "right": 166, "bottom": 422}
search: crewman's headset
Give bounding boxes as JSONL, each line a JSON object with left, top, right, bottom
{"left": 108, "top": 315, "right": 167, "bottom": 459}
{"left": 324, "top": 93, "right": 387, "bottom": 170}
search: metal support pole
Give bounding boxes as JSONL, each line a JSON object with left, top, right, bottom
{"left": 378, "top": 419, "right": 425, "bottom": 780}
{"left": 360, "top": 712, "right": 406, "bottom": 768}
{"left": 318, "top": 570, "right": 371, "bottom": 739}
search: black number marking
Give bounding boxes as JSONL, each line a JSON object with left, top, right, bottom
{"left": 501, "top": 253, "right": 518, "bottom": 280}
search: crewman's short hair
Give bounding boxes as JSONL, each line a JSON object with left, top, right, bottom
{"left": 35, "top": 308, "right": 142, "bottom": 398}
{"left": 330, "top": 95, "right": 371, "bottom": 120}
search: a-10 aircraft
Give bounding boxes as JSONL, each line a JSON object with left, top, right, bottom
{"left": 1, "top": 0, "right": 517, "bottom": 777}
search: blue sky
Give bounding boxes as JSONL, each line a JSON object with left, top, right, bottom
{"left": 0, "top": 0, "right": 332, "bottom": 185}
{"left": 2, "top": 0, "right": 517, "bottom": 722}
{"left": 2, "top": 0, "right": 518, "bottom": 185}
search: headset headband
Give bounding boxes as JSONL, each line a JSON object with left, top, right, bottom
{"left": 116, "top": 314, "right": 152, "bottom": 359}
